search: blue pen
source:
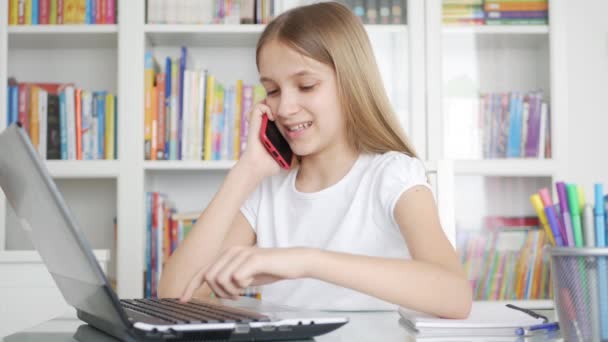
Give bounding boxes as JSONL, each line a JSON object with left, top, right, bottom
{"left": 515, "top": 322, "right": 559, "bottom": 336}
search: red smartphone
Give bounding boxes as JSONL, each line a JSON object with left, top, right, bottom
{"left": 260, "top": 114, "right": 293, "bottom": 169}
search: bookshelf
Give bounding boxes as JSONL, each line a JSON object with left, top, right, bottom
{"left": 0, "top": 0, "right": 568, "bottom": 309}
{"left": 427, "top": 0, "right": 568, "bottom": 306}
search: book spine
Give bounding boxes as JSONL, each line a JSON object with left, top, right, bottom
{"left": 240, "top": 85, "right": 253, "bottom": 157}
{"left": 31, "top": 0, "right": 38, "bottom": 24}
{"left": 38, "top": 89, "right": 48, "bottom": 159}
{"left": 105, "top": 93, "right": 115, "bottom": 159}
{"left": 24, "top": 0, "right": 32, "bottom": 24}
{"left": 234, "top": 80, "right": 242, "bottom": 159}
{"left": 46, "top": 94, "right": 61, "bottom": 159}
{"left": 9, "top": 0, "right": 18, "bottom": 25}
{"left": 163, "top": 58, "right": 171, "bottom": 160}
{"left": 75, "top": 88, "right": 82, "bottom": 160}
{"left": 49, "top": 0, "right": 57, "bottom": 24}
{"left": 59, "top": 90, "right": 67, "bottom": 159}
{"left": 177, "top": 47, "right": 187, "bottom": 160}
{"left": 39, "top": 0, "right": 49, "bottom": 24}
{"left": 56, "top": 0, "right": 63, "bottom": 23}
{"left": 96, "top": 92, "right": 106, "bottom": 159}
{"left": 105, "top": 0, "right": 114, "bottom": 23}
{"left": 156, "top": 73, "right": 166, "bottom": 160}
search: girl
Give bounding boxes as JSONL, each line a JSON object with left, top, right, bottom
{"left": 159, "top": 2, "right": 472, "bottom": 319}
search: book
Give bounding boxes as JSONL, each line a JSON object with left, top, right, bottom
{"left": 398, "top": 302, "right": 545, "bottom": 337}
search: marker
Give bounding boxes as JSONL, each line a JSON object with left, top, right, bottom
{"left": 515, "top": 322, "right": 559, "bottom": 336}
{"left": 530, "top": 194, "right": 556, "bottom": 246}
{"left": 554, "top": 184, "right": 573, "bottom": 246}
{"left": 595, "top": 185, "right": 606, "bottom": 247}
{"left": 584, "top": 204, "right": 601, "bottom": 342}
{"left": 539, "top": 188, "right": 566, "bottom": 246}
{"left": 567, "top": 184, "right": 584, "bottom": 247}
{"left": 577, "top": 185, "right": 586, "bottom": 212}
{"left": 595, "top": 184, "right": 608, "bottom": 339}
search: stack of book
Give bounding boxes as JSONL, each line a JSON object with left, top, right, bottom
{"left": 6, "top": 79, "right": 117, "bottom": 160}
{"left": 485, "top": 0, "right": 548, "bottom": 25}
{"left": 144, "top": 48, "right": 265, "bottom": 161}
{"left": 443, "top": 0, "right": 484, "bottom": 25}
{"left": 146, "top": 0, "right": 406, "bottom": 26}
{"left": 443, "top": 0, "right": 548, "bottom": 26}
{"left": 444, "top": 90, "right": 551, "bottom": 160}
{"left": 457, "top": 216, "right": 553, "bottom": 301}
{"left": 8, "top": 0, "right": 118, "bottom": 25}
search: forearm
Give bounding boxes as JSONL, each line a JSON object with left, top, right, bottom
{"left": 307, "top": 249, "right": 472, "bottom": 319}
{"left": 158, "top": 161, "right": 263, "bottom": 297}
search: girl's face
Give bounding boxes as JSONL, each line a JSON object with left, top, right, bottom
{"left": 258, "top": 40, "right": 346, "bottom": 158}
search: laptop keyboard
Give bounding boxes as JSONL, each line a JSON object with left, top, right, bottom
{"left": 121, "top": 298, "right": 271, "bottom": 324}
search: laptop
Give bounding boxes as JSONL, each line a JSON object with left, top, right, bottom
{"left": 0, "top": 123, "right": 348, "bottom": 341}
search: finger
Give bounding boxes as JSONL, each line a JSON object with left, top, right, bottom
{"left": 180, "top": 268, "right": 206, "bottom": 303}
{"left": 205, "top": 248, "right": 245, "bottom": 298}
{"left": 232, "top": 256, "right": 262, "bottom": 290}
{"left": 216, "top": 250, "right": 255, "bottom": 298}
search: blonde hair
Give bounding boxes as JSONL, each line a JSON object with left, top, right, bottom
{"left": 256, "top": 2, "right": 418, "bottom": 158}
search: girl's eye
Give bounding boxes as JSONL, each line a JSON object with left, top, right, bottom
{"left": 266, "top": 89, "right": 279, "bottom": 96}
{"left": 300, "top": 84, "right": 316, "bottom": 91}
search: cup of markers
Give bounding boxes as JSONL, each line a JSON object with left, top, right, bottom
{"left": 531, "top": 183, "right": 608, "bottom": 341}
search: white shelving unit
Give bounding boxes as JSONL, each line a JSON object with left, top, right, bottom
{"left": 0, "top": 0, "right": 567, "bottom": 309}
{"left": 426, "top": 0, "right": 567, "bottom": 307}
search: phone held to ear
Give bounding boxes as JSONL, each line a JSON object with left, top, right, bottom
{"left": 259, "top": 114, "right": 293, "bottom": 170}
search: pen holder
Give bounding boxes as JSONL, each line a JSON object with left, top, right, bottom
{"left": 547, "top": 247, "right": 608, "bottom": 342}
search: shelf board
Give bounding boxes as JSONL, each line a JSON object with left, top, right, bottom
{"left": 453, "top": 159, "right": 557, "bottom": 176}
{"left": 443, "top": 25, "right": 549, "bottom": 35}
{"left": 8, "top": 25, "right": 118, "bottom": 49}
{"left": 0, "top": 249, "right": 110, "bottom": 263}
{"left": 144, "top": 160, "right": 236, "bottom": 171}
{"left": 144, "top": 24, "right": 407, "bottom": 47}
{"left": 46, "top": 160, "right": 120, "bottom": 178}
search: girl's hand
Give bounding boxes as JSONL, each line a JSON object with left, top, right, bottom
{"left": 238, "top": 101, "right": 282, "bottom": 178}
{"left": 180, "top": 247, "right": 312, "bottom": 302}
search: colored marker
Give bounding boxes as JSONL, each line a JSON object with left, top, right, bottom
{"left": 567, "top": 184, "right": 584, "bottom": 247}
{"left": 539, "top": 188, "right": 566, "bottom": 246}
{"left": 595, "top": 185, "right": 606, "bottom": 247}
{"left": 584, "top": 204, "right": 601, "bottom": 341}
{"left": 595, "top": 184, "right": 608, "bottom": 340}
{"left": 577, "top": 185, "right": 586, "bottom": 212}
{"left": 553, "top": 184, "right": 573, "bottom": 246}
{"left": 530, "top": 194, "right": 556, "bottom": 246}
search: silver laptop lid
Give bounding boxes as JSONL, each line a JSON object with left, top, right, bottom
{"left": 0, "top": 124, "right": 129, "bottom": 328}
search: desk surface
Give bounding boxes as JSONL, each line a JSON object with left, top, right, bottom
{"left": 2, "top": 310, "right": 563, "bottom": 342}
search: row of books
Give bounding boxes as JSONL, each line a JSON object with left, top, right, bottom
{"left": 457, "top": 217, "right": 553, "bottom": 300}
{"left": 145, "top": 0, "right": 406, "bottom": 26}
{"left": 443, "top": 0, "right": 548, "bottom": 26}
{"left": 8, "top": 0, "right": 117, "bottom": 25}
{"left": 444, "top": 90, "right": 551, "bottom": 160}
{"left": 6, "top": 80, "right": 117, "bottom": 160}
{"left": 144, "top": 192, "right": 261, "bottom": 299}
{"left": 144, "top": 48, "right": 266, "bottom": 161}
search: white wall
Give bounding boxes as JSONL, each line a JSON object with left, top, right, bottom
{"left": 565, "top": 1, "right": 608, "bottom": 191}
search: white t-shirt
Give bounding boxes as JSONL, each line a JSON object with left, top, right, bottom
{"left": 240, "top": 151, "right": 430, "bottom": 311}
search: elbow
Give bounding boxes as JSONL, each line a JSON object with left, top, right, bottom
{"left": 445, "top": 278, "right": 473, "bottom": 319}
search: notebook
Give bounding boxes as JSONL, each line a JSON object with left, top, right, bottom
{"left": 398, "top": 302, "right": 546, "bottom": 337}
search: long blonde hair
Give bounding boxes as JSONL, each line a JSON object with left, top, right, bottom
{"left": 256, "top": 2, "right": 418, "bottom": 158}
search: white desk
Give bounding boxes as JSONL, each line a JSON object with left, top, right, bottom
{"left": 2, "top": 309, "right": 563, "bottom": 342}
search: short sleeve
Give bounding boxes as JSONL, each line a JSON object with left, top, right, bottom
{"left": 240, "top": 183, "right": 263, "bottom": 233}
{"left": 377, "top": 153, "right": 431, "bottom": 229}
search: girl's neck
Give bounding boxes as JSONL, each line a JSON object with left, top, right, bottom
{"left": 295, "top": 142, "right": 359, "bottom": 193}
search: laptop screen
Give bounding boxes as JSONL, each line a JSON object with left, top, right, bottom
{"left": 0, "top": 124, "right": 127, "bottom": 327}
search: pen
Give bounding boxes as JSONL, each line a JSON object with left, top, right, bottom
{"left": 515, "top": 322, "right": 559, "bottom": 336}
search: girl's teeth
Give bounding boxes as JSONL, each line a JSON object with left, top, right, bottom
{"left": 289, "top": 122, "right": 311, "bottom": 132}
